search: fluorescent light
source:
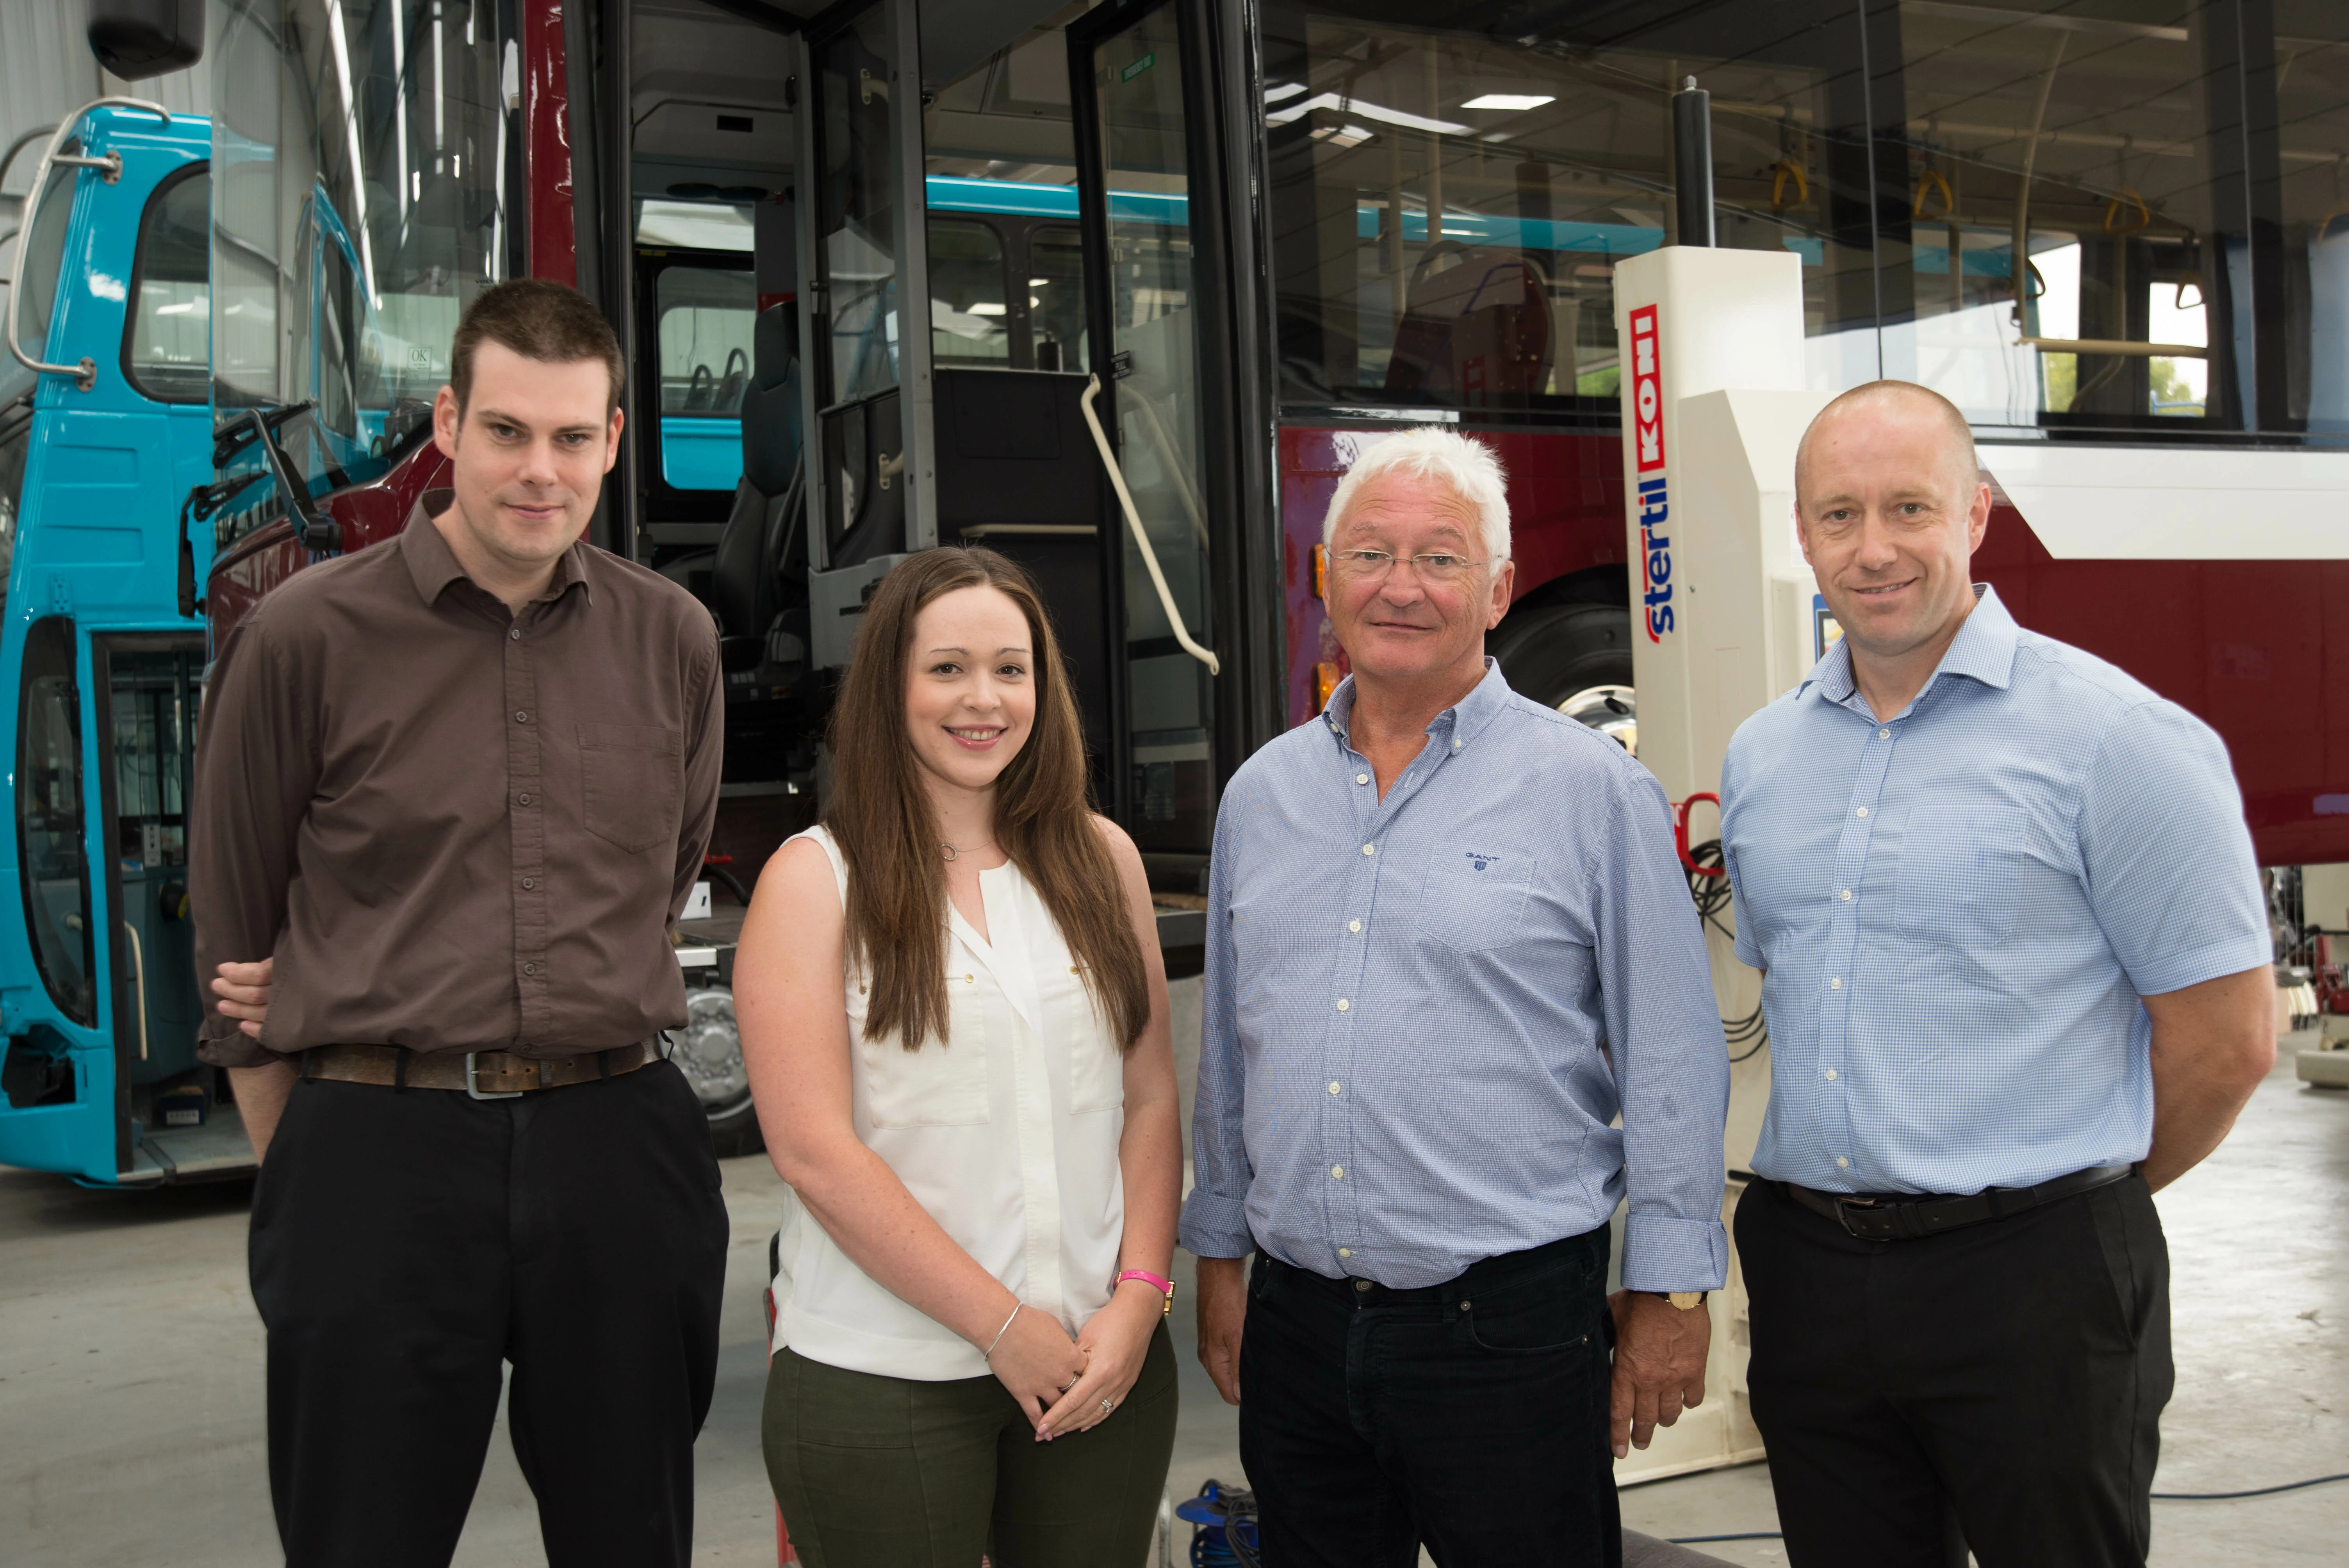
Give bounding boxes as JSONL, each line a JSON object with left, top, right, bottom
{"left": 1030, "top": 278, "right": 1050, "bottom": 286}
{"left": 1312, "top": 124, "right": 1374, "bottom": 150}
{"left": 966, "top": 302, "right": 1007, "bottom": 315}
{"left": 1264, "top": 82, "right": 1307, "bottom": 103}
{"left": 1461, "top": 94, "right": 1555, "bottom": 111}
{"left": 1265, "top": 92, "right": 1469, "bottom": 135}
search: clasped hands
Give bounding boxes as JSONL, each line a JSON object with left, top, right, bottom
{"left": 989, "top": 1282, "right": 1161, "bottom": 1443}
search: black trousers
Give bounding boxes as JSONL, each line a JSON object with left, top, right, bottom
{"left": 1736, "top": 1174, "right": 2172, "bottom": 1568}
{"left": 1237, "top": 1229, "right": 1620, "bottom": 1568}
{"left": 248, "top": 1060, "right": 732, "bottom": 1568}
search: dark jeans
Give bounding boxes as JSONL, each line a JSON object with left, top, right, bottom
{"left": 1238, "top": 1229, "right": 1620, "bottom": 1568}
{"left": 248, "top": 1061, "right": 732, "bottom": 1568}
{"left": 1736, "top": 1174, "right": 2172, "bottom": 1568}
{"left": 763, "top": 1323, "right": 1180, "bottom": 1568}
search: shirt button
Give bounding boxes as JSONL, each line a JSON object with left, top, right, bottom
{"left": 1877, "top": 728, "right": 1889, "bottom": 739}
{"left": 1355, "top": 1278, "right": 1371, "bottom": 1291}
{"left": 1329, "top": 1081, "right": 1342, "bottom": 1095}
{"left": 1855, "top": 805, "right": 1868, "bottom": 818}
{"left": 521, "top": 877, "right": 535, "bottom": 890}
{"left": 1825, "top": 1068, "right": 1839, "bottom": 1081}
{"left": 1451, "top": 738, "right": 1461, "bottom": 749}
{"left": 516, "top": 792, "right": 531, "bottom": 806}
{"left": 510, "top": 627, "right": 522, "bottom": 641}
{"left": 1836, "top": 1156, "right": 1851, "bottom": 1169}
{"left": 1331, "top": 1165, "right": 1344, "bottom": 1179}
{"left": 1829, "top": 977, "right": 1842, "bottom": 990}
{"left": 964, "top": 973, "right": 975, "bottom": 984}
{"left": 1335, "top": 998, "right": 1350, "bottom": 1012}
{"left": 1356, "top": 773, "right": 1370, "bottom": 785}
{"left": 1838, "top": 888, "right": 1852, "bottom": 901}
{"left": 1362, "top": 843, "right": 1375, "bottom": 856}
{"left": 522, "top": 962, "right": 537, "bottom": 976}
{"left": 1348, "top": 919, "right": 1362, "bottom": 934}
{"left": 515, "top": 710, "right": 530, "bottom": 723}
{"left": 1339, "top": 1247, "right": 1352, "bottom": 1258}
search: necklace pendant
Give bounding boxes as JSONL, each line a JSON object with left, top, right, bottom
{"left": 939, "top": 842, "right": 957, "bottom": 861}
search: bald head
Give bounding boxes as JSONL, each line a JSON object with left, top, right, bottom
{"left": 1796, "top": 380, "right": 1979, "bottom": 503}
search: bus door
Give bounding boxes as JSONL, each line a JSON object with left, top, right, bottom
{"left": 1066, "top": 0, "right": 1249, "bottom": 864}
{"left": 90, "top": 636, "right": 229, "bottom": 1179}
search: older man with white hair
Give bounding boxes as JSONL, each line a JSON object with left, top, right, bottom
{"left": 1181, "top": 428, "right": 1730, "bottom": 1566}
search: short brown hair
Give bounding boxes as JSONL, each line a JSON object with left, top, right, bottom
{"left": 449, "top": 278, "right": 625, "bottom": 415}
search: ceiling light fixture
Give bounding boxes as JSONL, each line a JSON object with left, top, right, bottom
{"left": 1461, "top": 93, "right": 1556, "bottom": 111}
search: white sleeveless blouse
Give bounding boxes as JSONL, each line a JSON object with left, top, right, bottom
{"left": 768, "top": 826, "right": 1129, "bottom": 1380}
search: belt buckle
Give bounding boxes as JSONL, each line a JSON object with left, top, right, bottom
{"left": 1831, "top": 1196, "right": 1880, "bottom": 1238}
{"left": 465, "top": 1052, "right": 525, "bottom": 1101}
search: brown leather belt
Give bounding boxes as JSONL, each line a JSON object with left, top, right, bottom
{"left": 1783, "top": 1162, "right": 2135, "bottom": 1242}
{"left": 301, "top": 1041, "right": 657, "bottom": 1099}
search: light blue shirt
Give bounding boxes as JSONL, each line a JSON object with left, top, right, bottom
{"left": 1178, "top": 661, "right": 1730, "bottom": 1293}
{"left": 1720, "top": 586, "right": 2270, "bottom": 1196}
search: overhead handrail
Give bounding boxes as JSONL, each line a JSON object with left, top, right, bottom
{"left": 1078, "top": 374, "right": 1220, "bottom": 676}
{"left": 2008, "top": 32, "right": 2067, "bottom": 327}
{"left": 0, "top": 125, "right": 58, "bottom": 212}
{"left": 6, "top": 99, "right": 171, "bottom": 392}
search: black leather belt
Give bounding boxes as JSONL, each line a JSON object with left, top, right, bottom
{"left": 1783, "top": 1162, "right": 2135, "bottom": 1242}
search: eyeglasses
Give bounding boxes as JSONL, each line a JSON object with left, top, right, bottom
{"left": 1329, "top": 548, "right": 1494, "bottom": 585}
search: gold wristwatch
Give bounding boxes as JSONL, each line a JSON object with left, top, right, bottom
{"left": 1659, "top": 1291, "right": 1707, "bottom": 1310}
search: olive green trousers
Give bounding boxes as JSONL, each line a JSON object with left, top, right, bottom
{"left": 763, "top": 1322, "right": 1178, "bottom": 1568}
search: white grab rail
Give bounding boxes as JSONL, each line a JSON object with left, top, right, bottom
{"left": 1077, "top": 374, "right": 1219, "bottom": 675}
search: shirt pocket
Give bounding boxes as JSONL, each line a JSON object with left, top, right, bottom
{"left": 1415, "top": 844, "right": 1536, "bottom": 954}
{"left": 1895, "top": 806, "right": 2021, "bottom": 948}
{"left": 859, "top": 979, "right": 992, "bottom": 1129}
{"left": 1056, "top": 966, "right": 1125, "bottom": 1115}
{"left": 578, "top": 722, "right": 682, "bottom": 854}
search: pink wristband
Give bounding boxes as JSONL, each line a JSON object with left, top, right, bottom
{"left": 1115, "top": 1269, "right": 1176, "bottom": 1314}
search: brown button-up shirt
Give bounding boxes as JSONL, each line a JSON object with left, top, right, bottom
{"left": 192, "top": 494, "right": 723, "bottom": 1067}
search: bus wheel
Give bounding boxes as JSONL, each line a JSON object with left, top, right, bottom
{"left": 1490, "top": 602, "right": 1638, "bottom": 755}
{"left": 672, "top": 985, "right": 765, "bottom": 1156}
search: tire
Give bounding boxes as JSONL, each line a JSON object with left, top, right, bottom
{"left": 1489, "top": 601, "right": 1638, "bottom": 754}
{"left": 669, "top": 985, "right": 766, "bottom": 1157}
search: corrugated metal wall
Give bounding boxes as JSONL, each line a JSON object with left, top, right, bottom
{"left": 3, "top": 2, "right": 213, "bottom": 272}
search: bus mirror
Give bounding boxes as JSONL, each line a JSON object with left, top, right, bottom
{"left": 86, "top": 0, "right": 206, "bottom": 80}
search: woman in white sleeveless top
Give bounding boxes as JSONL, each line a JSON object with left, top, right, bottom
{"left": 736, "top": 548, "right": 1181, "bottom": 1566}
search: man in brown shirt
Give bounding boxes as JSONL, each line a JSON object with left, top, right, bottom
{"left": 192, "top": 280, "right": 728, "bottom": 1568}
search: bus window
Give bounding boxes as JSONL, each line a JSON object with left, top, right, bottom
{"left": 0, "top": 392, "right": 27, "bottom": 610}
{"left": 930, "top": 218, "right": 1011, "bottom": 365}
{"left": 1029, "top": 225, "right": 1087, "bottom": 371}
{"left": 12, "top": 140, "right": 79, "bottom": 365}
{"left": 16, "top": 619, "right": 95, "bottom": 1027}
{"left": 124, "top": 165, "right": 210, "bottom": 404}
{"left": 1091, "top": 4, "right": 1218, "bottom": 851}
{"left": 655, "top": 262, "right": 757, "bottom": 491}
{"left": 1260, "top": 4, "right": 1878, "bottom": 418}
{"left": 2278, "top": 2, "right": 2349, "bottom": 435}
{"left": 212, "top": 0, "right": 515, "bottom": 487}
{"left": 1887, "top": 1, "right": 2243, "bottom": 432}
{"left": 816, "top": 7, "right": 902, "bottom": 405}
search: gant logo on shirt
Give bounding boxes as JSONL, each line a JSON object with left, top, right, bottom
{"left": 1465, "top": 852, "right": 1502, "bottom": 872}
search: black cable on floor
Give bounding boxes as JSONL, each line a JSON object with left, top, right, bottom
{"left": 1664, "top": 1471, "right": 2349, "bottom": 1546}
{"left": 2151, "top": 1470, "right": 2349, "bottom": 1500}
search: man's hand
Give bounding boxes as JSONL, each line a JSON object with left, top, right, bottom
{"left": 211, "top": 958, "right": 273, "bottom": 1038}
{"left": 1196, "top": 1255, "right": 1248, "bottom": 1406}
{"left": 1608, "top": 1290, "right": 1711, "bottom": 1458}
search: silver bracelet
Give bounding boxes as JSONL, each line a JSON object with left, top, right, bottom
{"left": 982, "top": 1303, "right": 1022, "bottom": 1360}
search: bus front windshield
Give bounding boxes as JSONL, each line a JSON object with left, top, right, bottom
{"left": 211, "top": 0, "right": 521, "bottom": 491}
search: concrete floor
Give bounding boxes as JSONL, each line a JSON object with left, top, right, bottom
{"left": 2, "top": 1032, "right": 2342, "bottom": 1564}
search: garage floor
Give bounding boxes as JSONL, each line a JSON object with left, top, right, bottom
{"left": 1, "top": 1034, "right": 2341, "bottom": 1564}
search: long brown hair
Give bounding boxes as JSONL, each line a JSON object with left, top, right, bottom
{"left": 824, "top": 547, "right": 1149, "bottom": 1052}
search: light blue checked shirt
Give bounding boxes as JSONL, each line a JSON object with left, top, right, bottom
{"left": 1721, "top": 586, "right": 2271, "bottom": 1197}
{"left": 1178, "top": 661, "right": 1730, "bottom": 1293}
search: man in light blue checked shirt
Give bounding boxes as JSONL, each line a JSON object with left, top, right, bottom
{"left": 1179, "top": 428, "right": 1729, "bottom": 1568}
{"left": 1721, "top": 381, "right": 2276, "bottom": 1568}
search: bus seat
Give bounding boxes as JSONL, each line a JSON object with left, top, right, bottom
{"left": 1383, "top": 246, "right": 1554, "bottom": 399}
{"left": 708, "top": 305, "right": 805, "bottom": 667}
